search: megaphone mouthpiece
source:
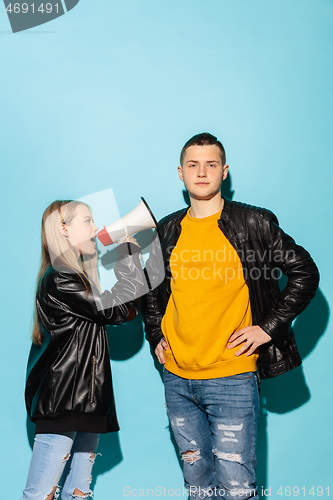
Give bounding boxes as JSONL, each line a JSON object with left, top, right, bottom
{"left": 97, "top": 226, "right": 115, "bottom": 246}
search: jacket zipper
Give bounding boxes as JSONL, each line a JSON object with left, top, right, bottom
{"left": 90, "top": 355, "right": 97, "bottom": 403}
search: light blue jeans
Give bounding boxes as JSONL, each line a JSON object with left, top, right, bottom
{"left": 20, "top": 431, "right": 100, "bottom": 500}
{"left": 164, "top": 370, "right": 259, "bottom": 500}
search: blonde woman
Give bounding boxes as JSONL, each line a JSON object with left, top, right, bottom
{"left": 21, "top": 200, "right": 144, "bottom": 500}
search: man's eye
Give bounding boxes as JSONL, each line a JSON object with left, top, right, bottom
{"left": 209, "top": 164, "right": 215, "bottom": 167}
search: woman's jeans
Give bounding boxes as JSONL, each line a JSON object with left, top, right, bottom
{"left": 164, "top": 369, "right": 259, "bottom": 500}
{"left": 20, "top": 431, "right": 100, "bottom": 500}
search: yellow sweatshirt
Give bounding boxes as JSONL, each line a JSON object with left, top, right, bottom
{"left": 161, "top": 209, "right": 258, "bottom": 379}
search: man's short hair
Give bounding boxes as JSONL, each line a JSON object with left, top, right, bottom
{"left": 180, "top": 132, "right": 226, "bottom": 167}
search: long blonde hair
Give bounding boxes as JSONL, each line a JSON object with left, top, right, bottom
{"left": 32, "top": 200, "right": 101, "bottom": 345}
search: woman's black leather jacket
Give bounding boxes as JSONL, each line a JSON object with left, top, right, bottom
{"left": 25, "top": 246, "right": 145, "bottom": 432}
{"left": 141, "top": 198, "right": 320, "bottom": 379}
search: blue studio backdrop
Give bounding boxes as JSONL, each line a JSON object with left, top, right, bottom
{"left": 0, "top": 0, "right": 332, "bottom": 498}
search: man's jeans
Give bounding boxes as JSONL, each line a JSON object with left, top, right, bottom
{"left": 164, "top": 369, "right": 259, "bottom": 500}
{"left": 20, "top": 431, "right": 99, "bottom": 500}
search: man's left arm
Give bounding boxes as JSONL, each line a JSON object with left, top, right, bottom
{"left": 228, "top": 215, "right": 320, "bottom": 355}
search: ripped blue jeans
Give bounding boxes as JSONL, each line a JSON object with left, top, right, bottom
{"left": 20, "top": 431, "right": 100, "bottom": 500}
{"left": 164, "top": 370, "right": 259, "bottom": 500}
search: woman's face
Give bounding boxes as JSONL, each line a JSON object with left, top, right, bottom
{"left": 62, "top": 204, "right": 99, "bottom": 256}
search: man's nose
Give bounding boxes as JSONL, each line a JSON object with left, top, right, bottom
{"left": 197, "top": 165, "right": 207, "bottom": 177}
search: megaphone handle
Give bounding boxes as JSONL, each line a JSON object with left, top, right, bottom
{"left": 118, "top": 236, "right": 143, "bottom": 260}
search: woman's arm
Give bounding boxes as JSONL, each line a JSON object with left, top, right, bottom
{"left": 42, "top": 243, "right": 145, "bottom": 325}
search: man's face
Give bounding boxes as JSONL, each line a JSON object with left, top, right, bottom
{"left": 178, "top": 145, "right": 229, "bottom": 201}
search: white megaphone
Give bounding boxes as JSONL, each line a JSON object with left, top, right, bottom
{"left": 97, "top": 197, "right": 158, "bottom": 246}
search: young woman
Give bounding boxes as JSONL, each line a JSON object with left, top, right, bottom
{"left": 21, "top": 200, "right": 144, "bottom": 500}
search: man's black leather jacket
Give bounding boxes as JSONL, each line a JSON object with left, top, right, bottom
{"left": 25, "top": 246, "right": 144, "bottom": 431}
{"left": 141, "top": 198, "right": 320, "bottom": 379}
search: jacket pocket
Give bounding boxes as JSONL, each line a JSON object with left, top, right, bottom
{"left": 90, "top": 355, "right": 97, "bottom": 403}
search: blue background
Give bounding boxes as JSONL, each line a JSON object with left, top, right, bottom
{"left": 0, "top": 0, "right": 332, "bottom": 498}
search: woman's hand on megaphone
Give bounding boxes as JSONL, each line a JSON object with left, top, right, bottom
{"left": 125, "top": 235, "right": 141, "bottom": 249}
{"left": 117, "top": 235, "right": 142, "bottom": 258}
{"left": 118, "top": 235, "right": 140, "bottom": 248}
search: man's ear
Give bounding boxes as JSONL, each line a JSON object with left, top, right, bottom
{"left": 222, "top": 164, "right": 229, "bottom": 181}
{"left": 178, "top": 165, "right": 184, "bottom": 182}
{"left": 59, "top": 223, "right": 68, "bottom": 237}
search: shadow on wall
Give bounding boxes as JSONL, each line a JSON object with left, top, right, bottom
{"left": 79, "top": 432, "right": 123, "bottom": 493}
{"left": 257, "top": 288, "right": 329, "bottom": 490}
{"left": 90, "top": 226, "right": 157, "bottom": 488}
{"left": 91, "top": 315, "right": 145, "bottom": 489}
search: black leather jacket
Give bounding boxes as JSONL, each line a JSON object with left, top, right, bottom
{"left": 141, "top": 198, "right": 319, "bottom": 379}
{"left": 25, "top": 246, "right": 145, "bottom": 432}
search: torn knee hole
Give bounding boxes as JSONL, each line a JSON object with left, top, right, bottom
{"left": 63, "top": 453, "right": 70, "bottom": 461}
{"left": 181, "top": 449, "right": 201, "bottom": 465}
{"left": 89, "top": 451, "right": 101, "bottom": 463}
{"left": 45, "top": 485, "right": 60, "bottom": 500}
{"left": 213, "top": 449, "right": 242, "bottom": 463}
{"left": 73, "top": 487, "right": 90, "bottom": 498}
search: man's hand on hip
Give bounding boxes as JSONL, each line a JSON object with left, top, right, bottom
{"left": 227, "top": 326, "right": 271, "bottom": 356}
{"left": 155, "top": 338, "right": 169, "bottom": 364}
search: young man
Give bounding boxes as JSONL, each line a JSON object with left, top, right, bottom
{"left": 141, "top": 133, "right": 319, "bottom": 500}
